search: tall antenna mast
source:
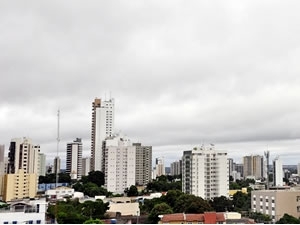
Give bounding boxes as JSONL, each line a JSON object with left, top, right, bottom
{"left": 56, "top": 109, "right": 60, "bottom": 187}
{"left": 264, "top": 150, "right": 270, "bottom": 190}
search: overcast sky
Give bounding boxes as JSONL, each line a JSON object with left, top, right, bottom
{"left": 1, "top": 0, "right": 300, "bottom": 168}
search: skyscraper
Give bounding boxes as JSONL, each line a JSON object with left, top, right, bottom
{"left": 154, "top": 157, "right": 165, "bottom": 178}
{"left": 103, "top": 134, "right": 135, "bottom": 194}
{"left": 134, "top": 143, "right": 152, "bottom": 186}
{"left": 170, "top": 160, "right": 182, "bottom": 176}
{"left": 7, "top": 137, "right": 40, "bottom": 174}
{"left": 90, "top": 98, "right": 115, "bottom": 172}
{"left": 54, "top": 156, "right": 61, "bottom": 174}
{"left": 182, "top": 145, "right": 229, "bottom": 200}
{"left": 38, "top": 153, "right": 46, "bottom": 176}
{"left": 273, "top": 156, "right": 283, "bottom": 186}
{"left": 66, "top": 138, "right": 82, "bottom": 180}
{"left": 243, "top": 155, "right": 264, "bottom": 179}
{"left": 82, "top": 157, "right": 91, "bottom": 176}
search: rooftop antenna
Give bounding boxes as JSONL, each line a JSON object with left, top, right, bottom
{"left": 264, "top": 149, "right": 270, "bottom": 190}
{"left": 56, "top": 109, "right": 60, "bottom": 188}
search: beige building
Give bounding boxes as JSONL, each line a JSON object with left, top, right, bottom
{"left": 2, "top": 169, "right": 37, "bottom": 202}
{"left": 252, "top": 189, "right": 300, "bottom": 222}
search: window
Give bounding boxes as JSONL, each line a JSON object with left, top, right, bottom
{"left": 36, "top": 220, "right": 41, "bottom": 224}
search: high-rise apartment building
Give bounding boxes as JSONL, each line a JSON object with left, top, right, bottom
{"left": 54, "top": 156, "right": 61, "bottom": 174}
{"left": 38, "top": 153, "right": 46, "bottom": 176}
{"left": 273, "top": 156, "right": 283, "bottom": 186}
{"left": 243, "top": 155, "right": 264, "bottom": 179}
{"left": 0, "top": 145, "right": 5, "bottom": 175}
{"left": 154, "top": 157, "right": 165, "bottom": 178}
{"left": 103, "top": 134, "right": 135, "bottom": 194}
{"left": 134, "top": 143, "right": 152, "bottom": 186}
{"left": 82, "top": 157, "right": 91, "bottom": 176}
{"left": 228, "top": 158, "right": 234, "bottom": 177}
{"left": 170, "top": 160, "right": 182, "bottom": 176}
{"left": 66, "top": 138, "right": 82, "bottom": 180}
{"left": 7, "top": 137, "right": 40, "bottom": 174}
{"left": 90, "top": 98, "right": 115, "bottom": 172}
{"left": 182, "top": 145, "right": 229, "bottom": 200}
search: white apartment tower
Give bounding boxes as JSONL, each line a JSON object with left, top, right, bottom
{"left": 91, "top": 98, "right": 115, "bottom": 172}
{"left": 273, "top": 156, "right": 283, "bottom": 186}
{"left": 182, "top": 145, "right": 229, "bottom": 200}
{"left": 154, "top": 157, "right": 165, "bottom": 178}
{"left": 103, "top": 134, "right": 136, "bottom": 194}
{"left": 66, "top": 138, "right": 83, "bottom": 180}
{"left": 170, "top": 160, "right": 182, "bottom": 176}
{"left": 7, "top": 137, "right": 40, "bottom": 174}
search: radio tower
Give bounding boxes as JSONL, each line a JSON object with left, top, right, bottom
{"left": 264, "top": 150, "right": 270, "bottom": 190}
{"left": 56, "top": 109, "right": 60, "bottom": 188}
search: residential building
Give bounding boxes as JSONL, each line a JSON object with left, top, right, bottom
{"left": 53, "top": 156, "right": 61, "bottom": 174}
{"left": 7, "top": 137, "right": 40, "bottom": 174}
{"left": 159, "top": 212, "right": 225, "bottom": 224}
{"left": 38, "top": 153, "right": 46, "bottom": 176}
{"left": 2, "top": 169, "right": 37, "bottom": 202}
{"left": 103, "top": 134, "right": 135, "bottom": 194}
{"left": 0, "top": 198, "right": 47, "bottom": 224}
{"left": 66, "top": 138, "right": 82, "bottom": 180}
{"left": 82, "top": 157, "right": 91, "bottom": 176}
{"left": 134, "top": 143, "right": 152, "bottom": 186}
{"left": 154, "top": 157, "right": 165, "bottom": 178}
{"left": 273, "top": 156, "right": 283, "bottom": 186}
{"left": 251, "top": 189, "right": 300, "bottom": 222}
{"left": 182, "top": 145, "right": 229, "bottom": 200}
{"left": 170, "top": 160, "right": 182, "bottom": 176}
{"left": 228, "top": 158, "right": 234, "bottom": 177}
{"left": 235, "top": 163, "right": 244, "bottom": 178}
{"left": 0, "top": 145, "right": 5, "bottom": 175}
{"left": 45, "top": 186, "right": 75, "bottom": 200}
{"left": 90, "top": 98, "right": 115, "bottom": 172}
{"left": 243, "top": 155, "right": 264, "bottom": 179}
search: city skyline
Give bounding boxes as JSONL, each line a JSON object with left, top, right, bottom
{"left": 1, "top": 1, "right": 300, "bottom": 167}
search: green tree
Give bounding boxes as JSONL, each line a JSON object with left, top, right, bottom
{"left": 127, "top": 185, "right": 139, "bottom": 197}
{"left": 209, "top": 196, "right": 233, "bottom": 212}
{"left": 232, "top": 191, "right": 250, "bottom": 212}
{"left": 83, "top": 218, "right": 103, "bottom": 224}
{"left": 249, "top": 212, "right": 271, "bottom": 223}
{"left": 173, "top": 194, "right": 213, "bottom": 213}
{"left": 148, "top": 203, "right": 173, "bottom": 224}
{"left": 87, "top": 171, "right": 105, "bottom": 187}
{"left": 276, "top": 213, "right": 300, "bottom": 224}
{"left": 161, "top": 190, "right": 183, "bottom": 209}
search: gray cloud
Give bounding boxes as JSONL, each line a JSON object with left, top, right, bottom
{"left": 1, "top": 0, "right": 300, "bottom": 167}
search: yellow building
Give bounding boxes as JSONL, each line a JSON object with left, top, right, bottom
{"left": 2, "top": 169, "right": 37, "bottom": 202}
{"left": 229, "top": 187, "right": 247, "bottom": 198}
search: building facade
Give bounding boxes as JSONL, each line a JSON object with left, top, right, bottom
{"left": 7, "top": 137, "right": 40, "bottom": 174}
{"left": 243, "top": 155, "right": 264, "bottom": 179}
{"left": 82, "top": 157, "right": 91, "bottom": 176}
{"left": 0, "top": 145, "right": 5, "bottom": 175}
{"left": 2, "top": 169, "right": 37, "bottom": 202}
{"left": 273, "top": 157, "right": 283, "bottom": 186}
{"left": 38, "top": 153, "right": 46, "bottom": 176}
{"left": 154, "top": 157, "right": 165, "bottom": 178}
{"left": 104, "top": 134, "right": 136, "bottom": 194}
{"left": 91, "top": 98, "right": 115, "bottom": 172}
{"left": 252, "top": 189, "right": 300, "bottom": 222}
{"left": 170, "top": 160, "right": 182, "bottom": 176}
{"left": 182, "top": 145, "right": 229, "bottom": 200}
{"left": 66, "top": 138, "right": 83, "bottom": 180}
{"left": 53, "top": 156, "right": 61, "bottom": 174}
{"left": 134, "top": 143, "right": 152, "bottom": 186}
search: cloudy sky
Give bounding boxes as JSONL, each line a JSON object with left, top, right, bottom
{"left": 1, "top": 0, "right": 300, "bottom": 168}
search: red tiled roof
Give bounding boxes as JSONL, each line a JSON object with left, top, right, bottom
{"left": 161, "top": 212, "right": 225, "bottom": 223}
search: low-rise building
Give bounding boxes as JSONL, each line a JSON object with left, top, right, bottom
{"left": 158, "top": 212, "right": 225, "bottom": 224}
{"left": 0, "top": 198, "right": 47, "bottom": 224}
{"left": 45, "top": 186, "right": 74, "bottom": 200}
{"left": 251, "top": 189, "right": 300, "bottom": 222}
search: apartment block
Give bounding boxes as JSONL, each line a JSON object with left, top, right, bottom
{"left": 170, "top": 160, "right": 182, "bottom": 176}
{"left": 91, "top": 98, "right": 115, "bottom": 172}
{"left": 2, "top": 169, "right": 37, "bottom": 202}
{"left": 103, "top": 134, "right": 136, "bottom": 194}
{"left": 243, "top": 155, "right": 264, "bottom": 179}
{"left": 66, "top": 138, "right": 82, "bottom": 180}
{"left": 182, "top": 145, "right": 229, "bottom": 200}
{"left": 252, "top": 189, "right": 300, "bottom": 222}
{"left": 134, "top": 143, "right": 152, "bottom": 186}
